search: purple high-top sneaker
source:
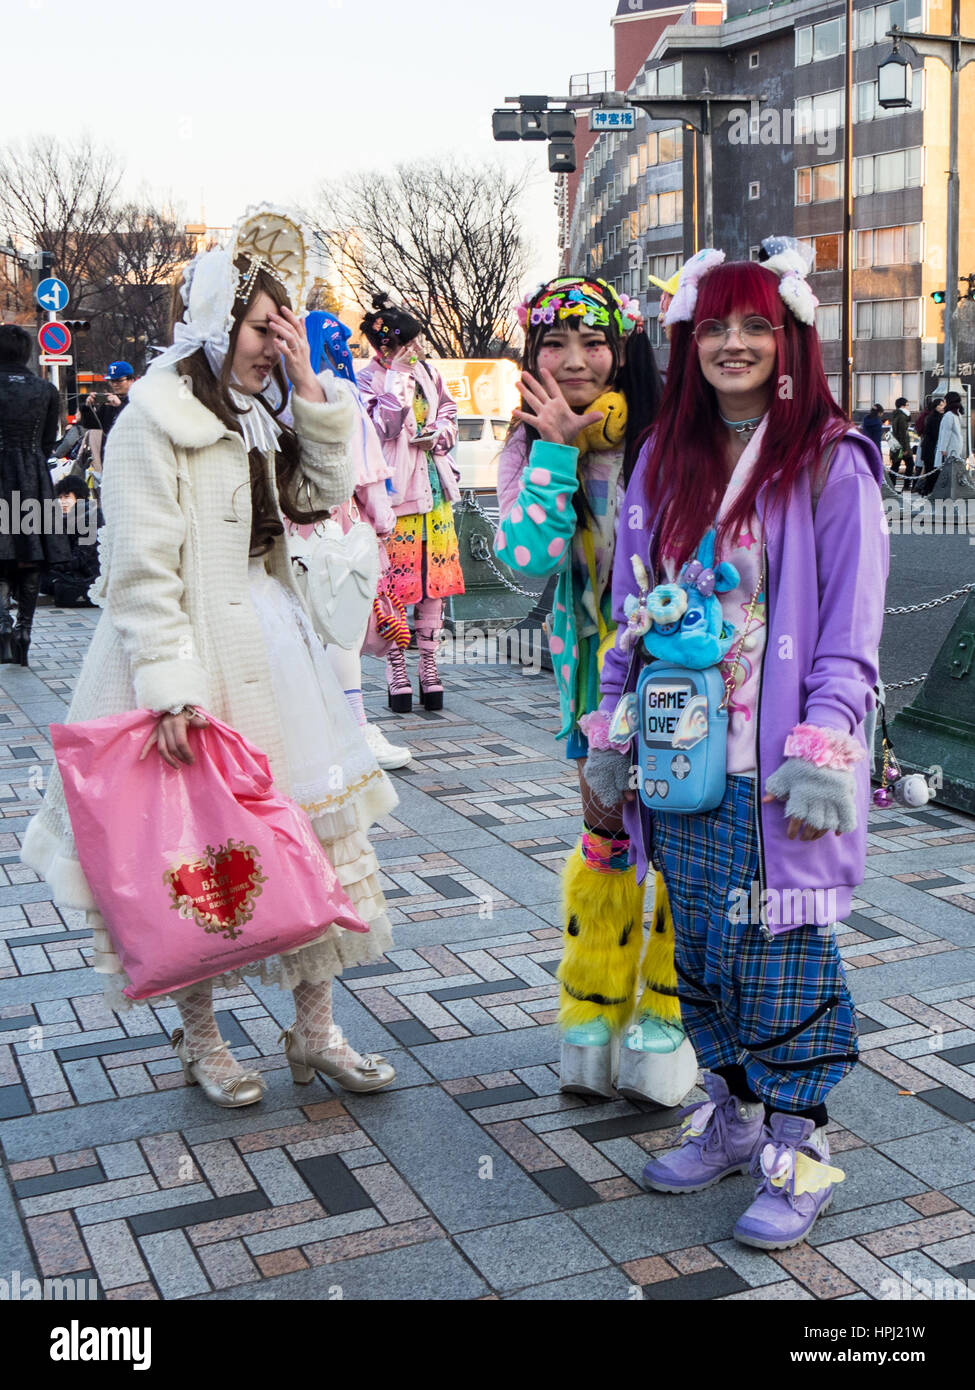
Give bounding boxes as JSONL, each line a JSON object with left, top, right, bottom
{"left": 733, "top": 1112, "right": 843, "bottom": 1250}
{"left": 642, "top": 1071, "right": 765, "bottom": 1194}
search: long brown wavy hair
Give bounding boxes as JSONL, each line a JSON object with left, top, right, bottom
{"left": 169, "top": 256, "right": 330, "bottom": 552}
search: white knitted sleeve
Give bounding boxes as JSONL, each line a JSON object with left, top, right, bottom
{"left": 98, "top": 408, "right": 210, "bottom": 713}
{"left": 289, "top": 371, "right": 356, "bottom": 510}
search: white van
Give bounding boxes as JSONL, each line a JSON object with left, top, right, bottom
{"left": 452, "top": 415, "right": 510, "bottom": 491}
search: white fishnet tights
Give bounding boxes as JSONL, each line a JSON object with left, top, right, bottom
{"left": 173, "top": 982, "right": 248, "bottom": 1086}
{"left": 292, "top": 980, "right": 365, "bottom": 1071}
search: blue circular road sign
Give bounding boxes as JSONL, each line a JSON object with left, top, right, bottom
{"left": 36, "top": 277, "right": 69, "bottom": 312}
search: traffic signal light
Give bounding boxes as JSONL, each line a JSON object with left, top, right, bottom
{"left": 549, "top": 140, "right": 577, "bottom": 174}
{"left": 63, "top": 320, "right": 91, "bottom": 332}
{"left": 931, "top": 290, "right": 946, "bottom": 304}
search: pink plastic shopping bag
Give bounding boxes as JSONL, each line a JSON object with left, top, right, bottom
{"left": 51, "top": 709, "right": 368, "bottom": 1000}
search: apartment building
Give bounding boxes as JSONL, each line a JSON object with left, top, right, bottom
{"left": 565, "top": 0, "right": 974, "bottom": 410}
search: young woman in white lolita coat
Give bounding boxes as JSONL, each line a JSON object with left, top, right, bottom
{"left": 22, "top": 212, "right": 399, "bottom": 1107}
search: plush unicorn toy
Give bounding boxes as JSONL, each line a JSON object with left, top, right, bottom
{"left": 621, "top": 528, "right": 739, "bottom": 670}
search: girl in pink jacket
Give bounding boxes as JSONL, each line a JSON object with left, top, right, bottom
{"left": 357, "top": 295, "right": 464, "bottom": 711}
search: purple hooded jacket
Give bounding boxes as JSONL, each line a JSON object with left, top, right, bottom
{"left": 599, "top": 428, "right": 889, "bottom": 930}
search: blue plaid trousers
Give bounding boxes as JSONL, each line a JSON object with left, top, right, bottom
{"left": 652, "top": 775, "right": 858, "bottom": 1113}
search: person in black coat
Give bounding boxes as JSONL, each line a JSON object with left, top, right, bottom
{"left": 0, "top": 325, "right": 72, "bottom": 664}
{"left": 917, "top": 397, "right": 947, "bottom": 498}
{"left": 860, "top": 403, "right": 885, "bottom": 450}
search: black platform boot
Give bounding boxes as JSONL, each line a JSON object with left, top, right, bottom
{"left": 0, "top": 579, "right": 14, "bottom": 664}
{"left": 13, "top": 568, "right": 42, "bottom": 667}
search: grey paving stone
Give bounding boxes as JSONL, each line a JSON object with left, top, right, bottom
{"left": 82, "top": 1219, "right": 150, "bottom": 1290}
{"left": 848, "top": 950, "right": 975, "bottom": 1004}
{"left": 879, "top": 1249, "right": 975, "bottom": 1299}
{"left": 708, "top": 1238, "right": 791, "bottom": 1289}
{"left": 75, "top": 1183, "right": 213, "bottom": 1227}
{"left": 411, "top": 1026, "right": 560, "bottom": 1080}
{"left": 826, "top": 1145, "right": 929, "bottom": 1212}
{"left": 807, "top": 1199, "right": 922, "bottom": 1247}
{"left": 877, "top": 1125, "right": 975, "bottom": 1189}
{"left": 573, "top": 1182, "right": 754, "bottom": 1262}
{"left": 95, "top": 1142, "right": 150, "bottom": 1180}
{"left": 945, "top": 1180, "right": 975, "bottom": 1215}
{"left": 343, "top": 1084, "right": 555, "bottom": 1233}
{"left": 62, "top": 1058, "right": 116, "bottom": 1105}
{"left": 594, "top": 1136, "right": 655, "bottom": 1183}
{"left": 240, "top": 1149, "right": 312, "bottom": 1207}
{"left": 0, "top": 1087, "right": 281, "bottom": 1161}
{"left": 449, "top": 844, "right": 560, "bottom": 906}
{"left": 195, "top": 1237, "right": 488, "bottom": 1301}
{"left": 139, "top": 1229, "right": 210, "bottom": 1299}
{"left": 827, "top": 1063, "right": 957, "bottom": 1143}
{"left": 0, "top": 1165, "right": 36, "bottom": 1282}
{"left": 19, "top": 1174, "right": 158, "bottom": 1218}
{"left": 339, "top": 1145, "right": 386, "bottom": 1169}
{"left": 243, "top": 1209, "right": 384, "bottom": 1257}
{"left": 505, "top": 1265, "right": 635, "bottom": 1300}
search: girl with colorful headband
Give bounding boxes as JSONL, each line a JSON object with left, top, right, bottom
{"left": 495, "top": 275, "right": 694, "bottom": 1108}
{"left": 586, "top": 247, "right": 888, "bottom": 1249}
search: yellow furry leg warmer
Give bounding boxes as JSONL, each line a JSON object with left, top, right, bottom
{"left": 556, "top": 841, "right": 645, "bottom": 1034}
{"left": 635, "top": 871, "right": 681, "bottom": 1024}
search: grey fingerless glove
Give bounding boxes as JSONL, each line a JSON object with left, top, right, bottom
{"left": 764, "top": 758, "right": 858, "bottom": 834}
{"left": 584, "top": 747, "right": 633, "bottom": 811}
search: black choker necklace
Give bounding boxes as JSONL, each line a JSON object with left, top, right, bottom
{"left": 719, "top": 412, "right": 765, "bottom": 438}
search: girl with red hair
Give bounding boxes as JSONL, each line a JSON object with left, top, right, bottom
{"left": 584, "top": 248, "right": 888, "bottom": 1249}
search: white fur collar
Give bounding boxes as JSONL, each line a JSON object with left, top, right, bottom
{"left": 128, "top": 367, "right": 228, "bottom": 449}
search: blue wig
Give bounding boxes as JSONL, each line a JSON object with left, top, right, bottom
{"left": 304, "top": 311, "right": 357, "bottom": 384}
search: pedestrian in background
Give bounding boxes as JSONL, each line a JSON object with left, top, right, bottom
{"left": 299, "top": 310, "right": 411, "bottom": 771}
{"left": 0, "top": 323, "right": 71, "bottom": 665}
{"left": 44, "top": 474, "right": 101, "bottom": 607}
{"left": 936, "top": 390, "right": 965, "bottom": 474}
{"left": 860, "top": 403, "right": 885, "bottom": 451}
{"left": 358, "top": 295, "right": 464, "bottom": 713}
{"left": 917, "top": 395, "right": 946, "bottom": 497}
{"left": 80, "top": 361, "right": 136, "bottom": 439}
{"left": 889, "top": 395, "right": 914, "bottom": 490}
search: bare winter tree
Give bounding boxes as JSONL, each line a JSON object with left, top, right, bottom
{"left": 0, "top": 135, "right": 122, "bottom": 309}
{"left": 308, "top": 161, "right": 529, "bottom": 358}
{"left": 84, "top": 203, "right": 198, "bottom": 372}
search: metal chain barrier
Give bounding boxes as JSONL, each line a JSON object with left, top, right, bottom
{"left": 885, "top": 673, "right": 928, "bottom": 691}
{"left": 459, "top": 491, "right": 543, "bottom": 601}
{"left": 884, "top": 582, "right": 975, "bottom": 616}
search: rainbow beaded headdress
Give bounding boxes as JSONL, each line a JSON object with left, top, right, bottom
{"left": 515, "top": 276, "right": 642, "bottom": 336}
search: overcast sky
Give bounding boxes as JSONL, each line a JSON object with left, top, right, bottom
{"left": 5, "top": 0, "right": 614, "bottom": 287}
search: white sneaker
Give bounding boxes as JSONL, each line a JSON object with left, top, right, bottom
{"left": 363, "top": 722, "right": 412, "bottom": 770}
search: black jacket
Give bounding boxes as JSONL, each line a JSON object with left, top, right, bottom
{"left": 920, "top": 409, "right": 944, "bottom": 469}
{"left": 890, "top": 409, "right": 913, "bottom": 457}
{"left": 80, "top": 392, "right": 129, "bottom": 437}
{"left": 0, "top": 367, "right": 70, "bottom": 566}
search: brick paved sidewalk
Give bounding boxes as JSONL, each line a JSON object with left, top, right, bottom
{"left": 1, "top": 603, "right": 975, "bottom": 1301}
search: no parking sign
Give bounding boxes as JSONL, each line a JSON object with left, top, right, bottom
{"left": 38, "top": 321, "right": 72, "bottom": 356}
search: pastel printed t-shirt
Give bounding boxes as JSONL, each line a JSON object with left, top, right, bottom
{"left": 659, "top": 421, "right": 768, "bottom": 775}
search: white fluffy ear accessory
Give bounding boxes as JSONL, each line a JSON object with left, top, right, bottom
{"left": 663, "top": 248, "right": 726, "bottom": 327}
{"left": 761, "top": 250, "right": 820, "bottom": 326}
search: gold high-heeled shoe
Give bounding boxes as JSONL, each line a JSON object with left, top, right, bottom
{"left": 278, "top": 1026, "right": 395, "bottom": 1094}
{"left": 171, "top": 1028, "right": 265, "bottom": 1108}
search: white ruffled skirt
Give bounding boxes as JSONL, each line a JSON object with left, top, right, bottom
{"left": 92, "top": 558, "right": 398, "bottom": 1011}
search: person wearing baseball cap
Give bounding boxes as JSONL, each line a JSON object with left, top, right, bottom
{"left": 80, "top": 360, "right": 137, "bottom": 440}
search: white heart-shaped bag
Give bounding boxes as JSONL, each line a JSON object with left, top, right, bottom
{"left": 289, "top": 504, "right": 380, "bottom": 650}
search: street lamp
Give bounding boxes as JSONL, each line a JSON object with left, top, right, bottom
{"left": 880, "top": 15, "right": 975, "bottom": 392}
{"left": 877, "top": 38, "right": 913, "bottom": 108}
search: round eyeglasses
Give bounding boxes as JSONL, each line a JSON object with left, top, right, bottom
{"left": 693, "top": 317, "right": 784, "bottom": 348}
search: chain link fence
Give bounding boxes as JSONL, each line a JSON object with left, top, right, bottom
{"left": 457, "top": 492, "right": 974, "bottom": 693}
